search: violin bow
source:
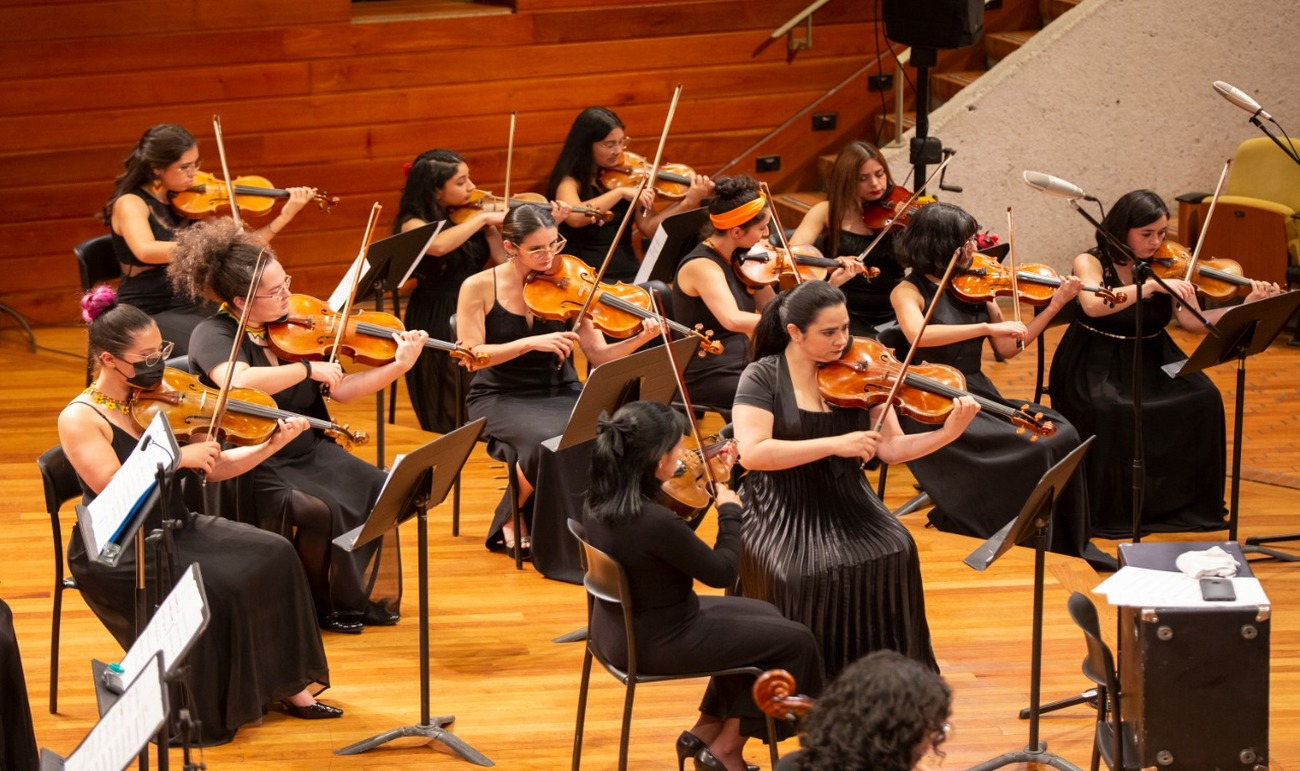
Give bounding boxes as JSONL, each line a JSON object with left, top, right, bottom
{"left": 211, "top": 115, "right": 243, "bottom": 230}
{"left": 853, "top": 153, "right": 955, "bottom": 268}
{"left": 1183, "top": 159, "right": 1232, "bottom": 283}
{"left": 870, "top": 241, "right": 965, "bottom": 434}
{"left": 760, "top": 181, "right": 801, "bottom": 285}
{"left": 1005, "top": 206, "right": 1023, "bottom": 351}
{"left": 653, "top": 289, "right": 721, "bottom": 498}
{"left": 326, "top": 202, "right": 384, "bottom": 371}
{"left": 503, "top": 111, "right": 516, "bottom": 211}
{"left": 640, "top": 83, "right": 683, "bottom": 218}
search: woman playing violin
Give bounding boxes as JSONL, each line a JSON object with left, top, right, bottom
{"left": 1048, "top": 190, "right": 1281, "bottom": 538}
{"left": 59, "top": 289, "right": 341, "bottom": 743}
{"left": 394, "top": 149, "right": 507, "bottom": 433}
{"left": 546, "top": 106, "right": 713, "bottom": 284}
{"left": 171, "top": 218, "right": 427, "bottom": 634}
{"left": 456, "top": 204, "right": 661, "bottom": 557}
{"left": 582, "top": 401, "right": 824, "bottom": 771}
{"left": 888, "top": 203, "right": 1112, "bottom": 567}
{"left": 733, "top": 280, "right": 978, "bottom": 679}
{"left": 102, "top": 124, "right": 317, "bottom": 355}
{"left": 790, "top": 141, "right": 908, "bottom": 337}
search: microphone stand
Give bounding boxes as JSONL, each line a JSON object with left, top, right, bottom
{"left": 1063, "top": 200, "right": 1219, "bottom": 543}
{"left": 1247, "top": 115, "right": 1300, "bottom": 167}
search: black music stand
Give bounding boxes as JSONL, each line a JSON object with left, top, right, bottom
{"left": 41, "top": 654, "right": 168, "bottom": 771}
{"left": 634, "top": 206, "right": 707, "bottom": 285}
{"left": 965, "top": 437, "right": 1093, "bottom": 771}
{"left": 333, "top": 419, "right": 492, "bottom": 765}
{"left": 1163, "top": 291, "right": 1300, "bottom": 559}
{"left": 340, "top": 221, "right": 443, "bottom": 467}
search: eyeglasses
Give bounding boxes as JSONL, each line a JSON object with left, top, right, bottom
{"left": 255, "top": 275, "right": 292, "bottom": 299}
{"left": 597, "top": 137, "right": 630, "bottom": 152}
{"left": 523, "top": 237, "right": 567, "bottom": 258}
{"left": 121, "top": 340, "right": 175, "bottom": 367}
{"left": 176, "top": 159, "right": 202, "bottom": 174}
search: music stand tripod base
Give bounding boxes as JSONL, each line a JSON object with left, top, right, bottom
{"left": 335, "top": 717, "right": 492, "bottom": 765}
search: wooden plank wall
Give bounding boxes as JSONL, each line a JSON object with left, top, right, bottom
{"left": 0, "top": 0, "right": 895, "bottom": 324}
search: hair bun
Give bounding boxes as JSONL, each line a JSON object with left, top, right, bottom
{"left": 80, "top": 285, "right": 118, "bottom": 323}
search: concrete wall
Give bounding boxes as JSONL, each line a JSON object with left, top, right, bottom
{"left": 884, "top": 0, "right": 1299, "bottom": 270}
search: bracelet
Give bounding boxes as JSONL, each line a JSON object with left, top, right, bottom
{"left": 300, "top": 359, "right": 312, "bottom": 378}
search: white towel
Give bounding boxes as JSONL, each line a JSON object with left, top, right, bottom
{"left": 1174, "top": 546, "right": 1240, "bottom": 580}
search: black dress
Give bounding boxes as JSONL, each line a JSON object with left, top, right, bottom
{"left": 0, "top": 598, "right": 37, "bottom": 771}
{"left": 403, "top": 230, "right": 487, "bottom": 433}
{"left": 1048, "top": 255, "right": 1227, "bottom": 537}
{"left": 734, "top": 354, "right": 936, "bottom": 679}
{"left": 898, "top": 273, "right": 1095, "bottom": 560}
{"left": 65, "top": 407, "right": 329, "bottom": 746}
{"left": 189, "top": 315, "right": 401, "bottom": 619}
{"left": 584, "top": 500, "right": 824, "bottom": 741}
{"left": 560, "top": 188, "right": 640, "bottom": 284}
{"left": 111, "top": 190, "right": 214, "bottom": 356}
{"left": 671, "top": 243, "right": 755, "bottom": 411}
{"left": 465, "top": 271, "right": 583, "bottom": 548}
{"left": 824, "top": 229, "right": 904, "bottom": 338}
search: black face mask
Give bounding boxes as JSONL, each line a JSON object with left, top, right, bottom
{"left": 125, "top": 358, "right": 166, "bottom": 388}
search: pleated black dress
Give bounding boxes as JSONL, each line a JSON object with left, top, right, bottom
{"left": 898, "top": 273, "right": 1094, "bottom": 560}
{"left": 584, "top": 500, "right": 824, "bottom": 742}
{"left": 403, "top": 231, "right": 487, "bottom": 433}
{"left": 826, "top": 229, "right": 904, "bottom": 339}
{"left": 0, "top": 598, "right": 37, "bottom": 771}
{"left": 189, "top": 315, "right": 401, "bottom": 619}
{"left": 734, "top": 354, "right": 936, "bottom": 679}
{"left": 465, "top": 273, "right": 583, "bottom": 549}
{"left": 1048, "top": 256, "right": 1226, "bottom": 538}
{"left": 65, "top": 408, "right": 329, "bottom": 746}
{"left": 671, "top": 243, "right": 756, "bottom": 412}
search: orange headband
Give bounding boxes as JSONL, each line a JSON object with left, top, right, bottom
{"left": 709, "top": 194, "right": 768, "bottom": 231}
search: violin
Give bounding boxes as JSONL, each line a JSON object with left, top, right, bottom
{"left": 753, "top": 670, "right": 814, "bottom": 722}
{"left": 656, "top": 434, "right": 735, "bottom": 522}
{"left": 523, "top": 254, "right": 723, "bottom": 355}
{"left": 817, "top": 336, "right": 1056, "bottom": 440}
{"left": 131, "top": 367, "right": 367, "bottom": 450}
{"left": 734, "top": 242, "right": 882, "bottom": 289}
{"left": 862, "top": 185, "right": 935, "bottom": 233}
{"left": 599, "top": 151, "right": 696, "bottom": 199}
{"left": 171, "top": 171, "right": 338, "bottom": 219}
{"left": 1148, "top": 241, "right": 1252, "bottom": 301}
{"left": 266, "top": 294, "right": 490, "bottom": 368}
{"left": 448, "top": 190, "right": 611, "bottom": 225}
{"left": 952, "top": 253, "right": 1126, "bottom": 306}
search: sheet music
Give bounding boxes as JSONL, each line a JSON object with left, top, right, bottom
{"left": 84, "top": 413, "right": 177, "bottom": 559}
{"left": 115, "top": 565, "right": 207, "bottom": 686}
{"left": 392, "top": 221, "right": 443, "bottom": 288}
{"left": 328, "top": 249, "right": 369, "bottom": 312}
{"left": 1093, "top": 566, "right": 1269, "bottom": 608}
{"left": 634, "top": 224, "right": 669, "bottom": 285}
{"left": 64, "top": 656, "right": 166, "bottom": 771}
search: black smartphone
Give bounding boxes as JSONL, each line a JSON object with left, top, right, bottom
{"left": 1200, "top": 577, "right": 1236, "bottom": 602}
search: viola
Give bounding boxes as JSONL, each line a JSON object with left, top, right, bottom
{"left": 862, "top": 185, "right": 935, "bottom": 233}
{"left": 951, "top": 253, "right": 1126, "bottom": 306}
{"left": 599, "top": 151, "right": 696, "bottom": 199}
{"left": 131, "top": 367, "right": 367, "bottom": 450}
{"left": 448, "top": 190, "right": 611, "bottom": 226}
{"left": 523, "top": 254, "right": 723, "bottom": 355}
{"left": 656, "top": 435, "right": 735, "bottom": 521}
{"left": 1148, "top": 240, "right": 1252, "bottom": 301}
{"left": 753, "top": 670, "right": 814, "bottom": 722}
{"left": 817, "top": 336, "right": 1055, "bottom": 440}
{"left": 735, "top": 242, "right": 882, "bottom": 289}
{"left": 171, "top": 171, "right": 338, "bottom": 219}
{"left": 266, "top": 294, "right": 490, "bottom": 368}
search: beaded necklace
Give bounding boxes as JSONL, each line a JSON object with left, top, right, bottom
{"left": 83, "top": 387, "right": 131, "bottom": 415}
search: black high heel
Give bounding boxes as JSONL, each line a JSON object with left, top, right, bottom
{"left": 694, "top": 748, "right": 726, "bottom": 771}
{"left": 677, "top": 731, "right": 705, "bottom": 771}
{"left": 688, "top": 743, "right": 759, "bottom": 771}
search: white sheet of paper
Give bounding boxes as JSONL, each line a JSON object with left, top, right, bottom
{"left": 1093, "top": 566, "right": 1269, "bottom": 608}
{"left": 328, "top": 249, "right": 369, "bottom": 312}
{"left": 84, "top": 413, "right": 176, "bottom": 557}
{"left": 634, "top": 224, "right": 670, "bottom": 285}
{"left": 64, "top": 656, "right": 166, "bottom": 771}
{"left": 118, "top": 564, "right": 207, "bottom": 682}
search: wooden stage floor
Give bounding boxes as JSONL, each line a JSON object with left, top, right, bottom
{"left": 2, "top": 321, "right": 1298, "bottom": 770}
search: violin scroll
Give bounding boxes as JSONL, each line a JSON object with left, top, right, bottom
{"left": 1093, "top": 286, "right": 1127, "bottom": 307}
{"left": 753, "top": 669, "right": 814, "bottom": 722}
{"left": 1009, "top": 406, "right": 1055, "bottom": 442}
{"left": 323, "top": 424, "right": 368, "bottom": 452}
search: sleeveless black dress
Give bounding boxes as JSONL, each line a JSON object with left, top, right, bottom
{"left": 559, "top": 186, "right": 640, "bottom": 284}
{"left": 734, "top": 354, "right": 936, "bottom": 679}
{"left": 189, "top": 315, "right": 401, "bottom": 619}
{"left": 110, "top": 190, "right": 214, "bottom": 355}
{"left": 1048, "top": 254, "right": 1227, "bottom": 537}
{"left": 825, "top": 229, "right": 904, "bottom": 338}
{"left": 0, "top": 598, "right": 37, "bottom": 770}
{"left": 671, "top": 243, "right": 756, "bottom": 412}
{"left": 898, "top": 273, "right": 1096, "bottom": 561}
{"left": 65, "top": 406, "right": 328, "bottom": 746}
{"left": 465, "top": 272, "right": 583, "bottom": 548}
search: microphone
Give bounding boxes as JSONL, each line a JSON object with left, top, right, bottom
{"left": 1022, "top": 171, "right": 1096, "bottom": 201}
{"left": 1213, "top": 80, "right": 1272, "bottom": 121}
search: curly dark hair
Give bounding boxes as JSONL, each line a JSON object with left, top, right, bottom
{"left": 798, "top": 650, "right": 951, "bottom": 771}
{"left": 168, "top": 217, "right": 271, "bottom": 304}
{"left": 703, "top": 175, "right": 768, "bottom": 237}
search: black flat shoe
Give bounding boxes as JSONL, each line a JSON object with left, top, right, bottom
{"left": 361, "top": 603, "right": 400, "bottom": 626}
{"left": 319, "top": 612, "right": 363, "bottom": 635}
{"left": 281, "top": 700, "right": 343, "bottom": 719}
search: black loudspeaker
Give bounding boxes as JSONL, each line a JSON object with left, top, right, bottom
{"left": 882, "top": 0, "right": 985, "bottom": 50}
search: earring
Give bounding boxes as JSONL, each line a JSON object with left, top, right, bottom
{"left": 151, "top": 178, "right": 163, "bottom": 194}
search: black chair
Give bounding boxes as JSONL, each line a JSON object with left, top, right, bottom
{"left": 1066, "top": 592, "right": 1137, "bottom": 771}
{"left": 36, "top": 445, "right": 83, "bottom": 714}
{"left": 567, "top": 520, "right": 779, "bottom": 771}
{"left": 74, "top": 234, "right": 121, "bottom": 386}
